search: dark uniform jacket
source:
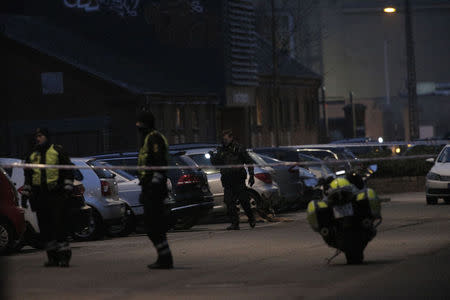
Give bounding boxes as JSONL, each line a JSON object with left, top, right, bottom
{"left": 211, "top": 141, "right": 254, "bottom": 184}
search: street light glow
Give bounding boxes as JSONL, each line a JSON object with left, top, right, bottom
{"left": 384, "top": 7, "right": 397, "bottom": 13}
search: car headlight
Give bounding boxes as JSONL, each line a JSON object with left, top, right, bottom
{"left": 427, "top": 172, "right": 441, "bottom": 181}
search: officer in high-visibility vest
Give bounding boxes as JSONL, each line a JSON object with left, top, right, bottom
{"left": 137, "top": 111, "right": 173, "bottom": 269}
{"left": 21, "top": 128, "right": 74, "bottom": 267}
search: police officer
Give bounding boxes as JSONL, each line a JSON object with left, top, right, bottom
{"left": 21, "top": 128, "right": 74, "bottom": 267}
{"left": 210, "top": 129, "right": 256, "bottom": 230}
{"left": 137, "top": 111, "right": 173, "bottom": 269}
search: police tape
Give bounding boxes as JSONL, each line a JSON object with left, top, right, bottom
{"left": 0, "top": 154, "right": 435, "bottom": 172}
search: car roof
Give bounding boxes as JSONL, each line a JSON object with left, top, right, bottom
{"left": 91, "top": 150, "right": 187, "bottom": 160}
{"left": 0, "top": 158, "right": 22, "bottom": 163}
{"left": 169, "top": 143, "right": 219, "bottom": 151}
{"left": 183, "top": 148, "right": 216, "bottom": 155}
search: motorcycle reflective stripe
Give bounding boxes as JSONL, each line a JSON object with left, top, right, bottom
{"left": 306, "top": 201, "right": 319, "bottom": 231}
{"left": 367, "top": 188, "right": 381, "bottom": 218}
{"left": 356, "top": 192, "right": 366, "bottom": 201}
{"left": 317, "top": 201, "right": 328, "bottom": 208}
{"left": 367, "top": 189, "right": 377, "bottom": 200}
{"left": 330, "top": 178, "right": 351, "bottom": 190}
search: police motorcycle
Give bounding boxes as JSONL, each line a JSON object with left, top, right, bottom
{"left": 307, "top": 165, "right": 382, "bottom": 264}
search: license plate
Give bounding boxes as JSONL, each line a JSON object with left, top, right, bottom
{"left": 333, "top": 203, "right": 354, "bottom": 219}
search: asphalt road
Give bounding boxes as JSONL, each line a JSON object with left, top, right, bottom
{"left": 3, "top": 192, "right": 450, "bottom": 300}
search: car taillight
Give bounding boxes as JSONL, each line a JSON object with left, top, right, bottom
{"left": 101, "top": 180, "right": 111, "bottom": 196}
{"left": 73, "top": 184, "right": 86, "bottom": 197}
{"left": 177, "top": 174, "right": 201, "bottom": 186}
{"left": 255, "top": 173, "right": 272, "bottom": 184}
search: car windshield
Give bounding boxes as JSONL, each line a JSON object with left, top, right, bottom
{"left": 94, "top": 161, "right": 135, "bottom": 181}
{"left": 437, "top": 147, "right": 450, "bottom": 163}
{"left": 259, "top": 154, "right": 279, "bottom": 164}
{"left": 189, "top": 153, "right": 219, "bottom": 175}
{"left": 247, "top": 151, "right": 267, "bottom": 166}
{"left": 298, "top": 150, "right": 336, "bottom": 160}
{"left": 86, "top": 160, "right": 116, "bottom": 179}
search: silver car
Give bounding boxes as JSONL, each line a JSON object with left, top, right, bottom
{"left": 72, "top": 158, "right": 129, "bottom": 240}
{"left": 255, "top": 154, "right": 319, "bottom": 210}
{"left": 182, "top": 148, "right": 281, "bottom": 216}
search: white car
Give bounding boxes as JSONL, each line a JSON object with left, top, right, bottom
{"left": 426, "top": 145, "right": 450, "bottom": 205}
{"left": 0, "top": 158, "right": 128, "bottom": 242}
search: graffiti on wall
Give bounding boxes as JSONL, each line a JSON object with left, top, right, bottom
{"left": 63, "top": 0, "right": 141, "bottom": 16}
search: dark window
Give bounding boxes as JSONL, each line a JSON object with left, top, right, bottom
{"left": 189, "top": 153, "right": 219, "bottom": 174}
{"left": 73, "top": 170, "right": 84, "bottom": 181}
{"left": 192, "top": 109, "right": 200, "bottom": 130}
{"left": 87, "top": 160, "right": 115, "bottom": 179}
{"left": 294, "top": 97, "right": 300, "bottom": 124}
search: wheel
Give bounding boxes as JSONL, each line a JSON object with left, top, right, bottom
{"left": 426, "top": 196, "right": 438, "bottom": 205}
{"left": 107, "top": 205, "right": 135, "bottom": 237}
{"left": 345, "top": 249, "right": 364, "bottom": 265}
{"left": 73, "top": 209, "right": 104, "bottom": 241}
{"left": 174, "top": 215, "right": 200, "bottom": 230}
{"left": 0, "top": 221, "right": 14, "bottom": 255}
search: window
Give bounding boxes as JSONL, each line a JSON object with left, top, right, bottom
{"left": 280, "top": 98, "right": 291, "bottom": 129}
{"left": 294, "top": 97, "right": 300, "bottom": 124}
{"left": 192, "top": 109, "right": 199, "bottom": 130}
{"left": 176, "top": 107, "right": 184, "bottom": 129}
{"left": 41, "top": 72, "right": 64, "bottom": 94}
{"left": 256, "top": 97, "right": 263, "bottom": 126}
{"left": 437, "top": 147, "right": 450, "bottom": 163}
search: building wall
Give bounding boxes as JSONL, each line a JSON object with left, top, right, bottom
{"left": 1, "top": 37, "right": 218, "bottom": 157}
{"left": 250, "top": 78, "right": 321, "bottom": 147}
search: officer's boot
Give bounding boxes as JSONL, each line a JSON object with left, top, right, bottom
{"left": 226, "top": 202, "right": 240, "bottom": 230}
{"left": 57, "top": 242, "right": 72, "bottom": 268}
{"left": 248, "top": 216, "right": 256, "bottom": 229}
{"left": 44, "top": 250, "right": 59, "bottom": 267}
{"left": 148, "top": 240, "right": 173, "bottom": 270}
{"left": 44, "top": 241, "right": 59, "bottom": 267}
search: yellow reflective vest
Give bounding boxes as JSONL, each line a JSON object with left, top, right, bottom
{"left": 29, "top": 144, "right": 60, "bottom": 190}
{"left": 138, "top": 130, "right": 169, "bottom": 182}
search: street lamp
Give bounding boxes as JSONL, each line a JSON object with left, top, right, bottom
{"left": 383, "top": 1, "right": 419, "bottom": 141}
{"left": 384, "top": 7, "right": 396, "bottom": 13}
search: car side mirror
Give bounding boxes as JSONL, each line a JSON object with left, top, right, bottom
{"left": 426, "top": 158, "right": 435, "bottom": 163}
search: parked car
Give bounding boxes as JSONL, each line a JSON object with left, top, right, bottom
{"left": 425, "top": 145, "right": 450, "bottom": 205}
{"left": 291, "top": 148, "right": 351, "bottom": 174}
{"left": 0, "top": 168, "right": 25, "bottom": 254}
{"left": 255, "top": 154, "right": 319, "bottom": 210}
{"left": 252, "top": 147, "right": 335, "bottom": 179}
{"left": 177, "top": 147, "right": 281, "bottom": 216}
{"left": 72, "top": 158, "right": 128, "bottom": 240}
{"left": 92, "top": 152, "right": 214, "bottom": 230}
{"left": 0, "top": 158, "right": 127, "bottom": 242}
